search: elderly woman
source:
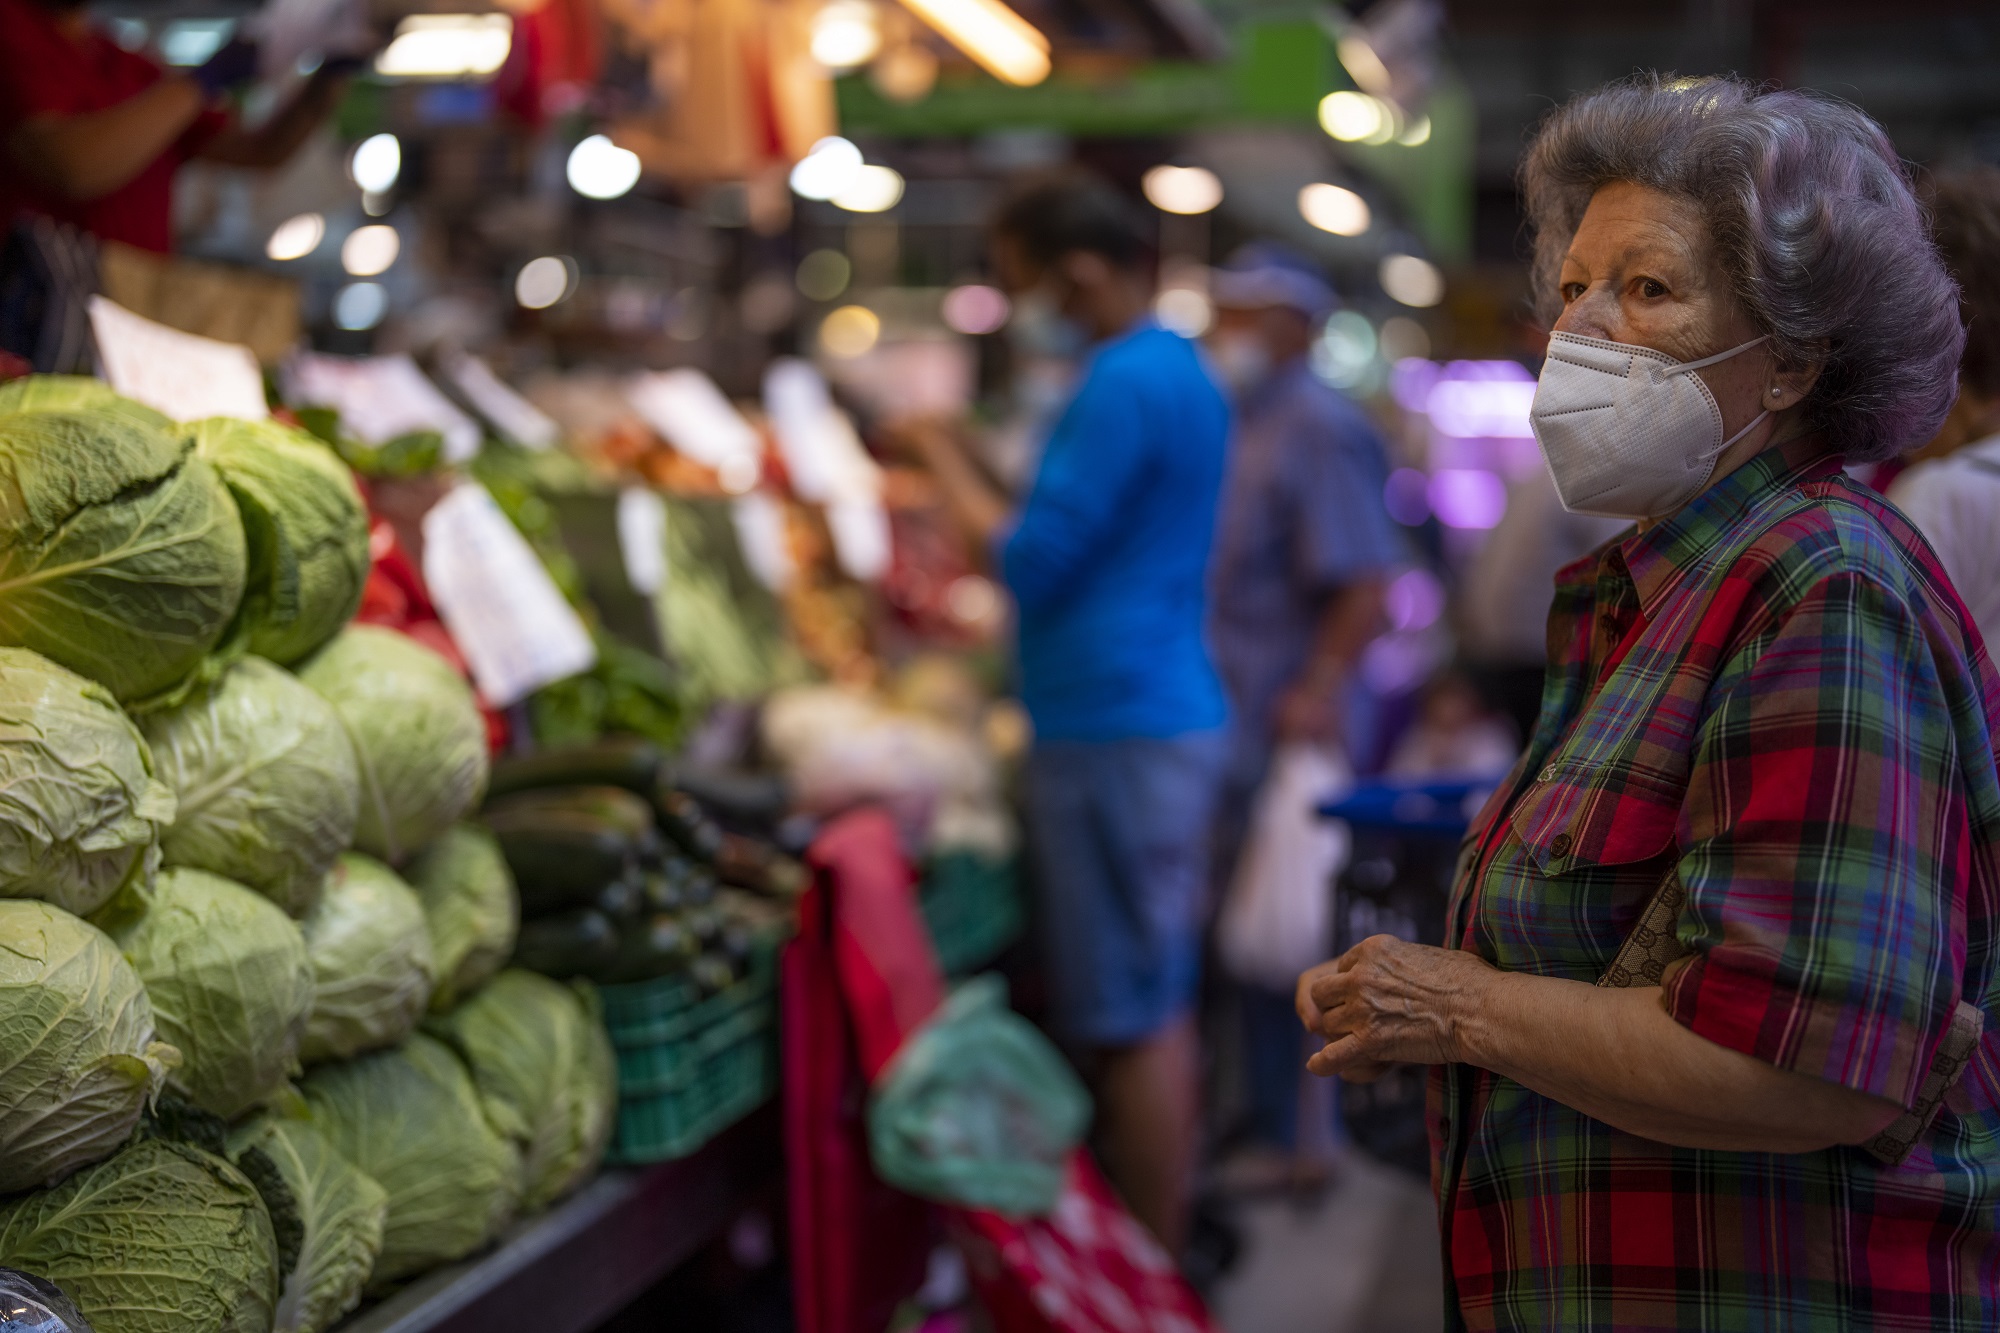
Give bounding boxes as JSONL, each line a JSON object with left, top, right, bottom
{"left": 1298, "top": 76, "right": 1998, "bottom": 1329}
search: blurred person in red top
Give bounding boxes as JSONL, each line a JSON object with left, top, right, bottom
{"left": 0, "top": 0, "right": 359, "bottom": 254}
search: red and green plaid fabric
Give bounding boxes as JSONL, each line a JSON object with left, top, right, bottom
{"left": 1434, "top": 442, "right": 2000, "bottom": 1331}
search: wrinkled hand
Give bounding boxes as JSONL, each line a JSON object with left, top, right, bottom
{"left": 1295, "top": 935, "right": 1497, "bottom": 1082}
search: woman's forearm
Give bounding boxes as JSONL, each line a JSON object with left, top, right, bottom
{"left": 8, "top": 80, "right": 206, "bottom": 200}
{"left": 1460, "top": 969, "right": 1902, "bottom": 1152}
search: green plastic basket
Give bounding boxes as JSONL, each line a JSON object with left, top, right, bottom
{"left": 919, "top": 851, "right": 1023, "bottom": 977}
{"left": 610, "top": 1029, "right": 776, "bottom": 1163}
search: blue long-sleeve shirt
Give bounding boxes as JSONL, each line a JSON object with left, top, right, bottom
{"left": 998, "top": 321, "right": 1231, "bottom": 741}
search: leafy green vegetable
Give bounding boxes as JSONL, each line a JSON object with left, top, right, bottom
{"left": 110, "top": 868, "right": 314, "bottom": 1121}
{"left": 0, "top": 375, "right": 170, "bottom": 431}
{"left": 425, "top": 970, "right": 615, "bottom": 1211}
{"left": 140, "top": 657, "right": 359, "bottom": 919}
{"left": 297, "top": 626, "right": 489, "bottom": 865}
{"left": 528, "top": 635, "right": 687, "bottom": 752}
{"left": 0, "top": 408, "right": 247, "bottom": 704}
{"left": 299, "top": 1034, "right": 521, "bottom": 1288}
{"left": 190, "top": 418, "right": 370, "bottom": 667}
{"left": 299, "top": 854, "right": 434, "bottom": 1064}
{"left": 0, "top": 1136, "right": 280, "bottom": 1333}
{"left": 0, "top": 900, "right": 178, "bottom": 1193}
{"left": 404, "top": 824, "right": 518, "bottom": 1012}
{"left": 228, "top": 1114, "right": 388, "bottom": 1333}
{"left": 0, "top": 648, "right": 176, "bottom": 918}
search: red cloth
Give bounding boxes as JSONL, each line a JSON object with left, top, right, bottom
{"left": 0, "top": 0, "right": 226, "bottom": 253}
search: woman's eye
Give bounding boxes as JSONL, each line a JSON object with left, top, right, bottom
{"left": 1561, "top": 282, "right": 1586, "bottom": 302}
{"left": 1638, "top": 278, "right": 1667, "bottom": 298}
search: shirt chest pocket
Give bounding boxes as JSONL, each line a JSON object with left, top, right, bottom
{"left": 1507, "top": 758, "right": 1684, "bottom": 878}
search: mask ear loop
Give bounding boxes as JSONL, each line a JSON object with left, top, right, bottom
{"left": 1669, "top": 333, "right": 1776, "bottom": 466}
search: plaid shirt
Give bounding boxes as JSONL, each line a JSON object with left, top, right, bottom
{"left": 1434, "top": 441, "right": 2000, "bottom": 1331}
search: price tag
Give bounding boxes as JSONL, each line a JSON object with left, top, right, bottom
{"left": 88, "top": 297, "right": 268, "bottom": 422}
{"left": 762, "top": 357, "right": 880, "bottom": 505}
{"left": 616, "top": 486, "right": 668, "bottom": 595}
{"left": 285, "top": 353, "right": 482, "bottom": 461}
{"left": 625, "top": 369, "right": 762, "bottom": 476}
{"left": 825, "top": 497, "right": 891, "bottom": 583}
{"left": 421, "top": 482, "right": 597, "bottom": 707}
{"left": 731, "top": 491, "right": 795, "bottom": 593}
{"left": 441, "top": 351, "right": 559, "bottom": 449}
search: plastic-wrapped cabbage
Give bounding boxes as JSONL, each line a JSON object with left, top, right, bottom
{"left": 140, "top": 657, "right": 359, "bottom": 919}
{"left": 0, "top": 1267, "right": 96, "bottom": 1333}
{"left": 405, "top": 825, "right": 517, "bottom": 1012}
{"left": 426, "top": 970, "right": 614, "bottom": 1211}
{"left": 0, "top": 1137, "right": 280, "bottom": 1333}
{"left": 0, "top": 376, "right": 170, "bottom": 432}
{"left": 0, "top": 408, "right": 246, "bottom": 704}
{"left": 0, "top": 901, "right": 178, "bottom": 1194}
{"left": 190, "top": 419, "right": 369, "bottom": 668}
{"left": 297, "top": 627, "right": 488, "bottom": 864}
{"left": 0, "top": 649, "right": 175, "bottom": 918}
{"left": 299, "top": 1034, "right": 520, "bottom": 1288}
{"left": 227, "top": 1115, "right": 387, "bottom": 1333}
{"left": 110, "top": 869, "right": 313, "bottom": 1121}
{"left": 299, "top": 855, "right": 433, "bottom": 1065}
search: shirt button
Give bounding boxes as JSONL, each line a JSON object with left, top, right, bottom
{"left": 1539, "top": 765, "right": 1558, "bottom": 783}
{"left": 1550, "top": 832, "right": 1574, "bottom": 857}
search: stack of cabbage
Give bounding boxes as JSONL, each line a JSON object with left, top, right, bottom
{"left": 0, "top": 380, "right": 614, "bottom": 1333}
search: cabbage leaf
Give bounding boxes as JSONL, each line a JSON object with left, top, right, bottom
{"left": 299, "top": 854, "right": 434, "bottom": 1064}
{"left": 229, "top": 1114, "right": 388, "bottom": 1333}
{"left": 405, "top": 824, "right": 517, "bottom": 1012}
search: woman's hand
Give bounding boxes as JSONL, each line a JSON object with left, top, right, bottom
{"left": 1296, "top": 935, "right": 1500, "bottom": 1081}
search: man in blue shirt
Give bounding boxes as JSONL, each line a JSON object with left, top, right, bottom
{"left": 903, "top": 173, "right": 1231, "bottom": 1255}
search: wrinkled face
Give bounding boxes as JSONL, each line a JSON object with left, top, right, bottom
{"left": 1553, "top": 179, "right": 1779, "bottom": 437}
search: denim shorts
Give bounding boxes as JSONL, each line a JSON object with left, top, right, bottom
{"left": 1024, "top": 729, "right": 1228, "bottom": 1046}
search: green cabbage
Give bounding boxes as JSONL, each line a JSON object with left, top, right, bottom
{"left": 0, "top": 900, "right": 178, "bottom": 1193}
{"left": 0, "top": 408, "right": 246, "bottom": 704}
{"left": 190, "top": 418, "right": 370, "bottom": 668}
{"left": 0, "top": 375, "right": 171, "bottom": 431}
{"left": 299, "top": 855, "right": 434, "bottom": 1065}
{"left": 228, "top": 1114, "right": 387, "bottom": 1333}
{"left": 0, "top": 1136, "right": 280, "bottom": 1333}
{"left": 0, "top": 647, "right": 176, "bottom": 918}
{"left": 110, "top": 869, "right": 314, "bottom": 1121}
{"left": 405, "top": 824, "right": 518, "bottom": 1012}
{"left": 140, "top": 657, "right": 359, "bottom": 919}
{"left": 297, "top": 626, "right": 489, "bottom": 865}
{"left": 426, "top": 970, "right": 615, "bottom": 1211}
{"left": 299, "top": 1034, "right": 521, "bottom": 1288}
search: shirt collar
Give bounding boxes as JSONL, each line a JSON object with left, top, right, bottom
{"left": 1617, "top": 433, "right": 1841, "bottom": 617}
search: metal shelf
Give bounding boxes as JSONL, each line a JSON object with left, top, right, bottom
{"left": 338, "top": 1106, "right": 779, "bottom": 1333}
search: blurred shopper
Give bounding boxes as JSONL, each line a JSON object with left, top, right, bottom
{"left": 1203, "top": 243, "right": 1399, "bottom": 1173}
{"left": 1297, "top": 76, "right": 1999, "bottom": 1329}
{"left": 900, "top": 173, "right": 1232, "bottom": 1254}
{"left": 1889, "top": 166, "right": 2000, "bottom": 651}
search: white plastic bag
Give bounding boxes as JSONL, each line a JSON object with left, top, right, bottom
{"left": 1218, "top": 743, "right": 1353, "bottom": 989}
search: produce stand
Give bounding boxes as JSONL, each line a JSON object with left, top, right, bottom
{"left": 337, "top": 1105, "right": 778, "bottom": 1333}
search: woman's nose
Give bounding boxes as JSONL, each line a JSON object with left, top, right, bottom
{"left": 1553, "top": 286, "right": 1617, "bottom": 341}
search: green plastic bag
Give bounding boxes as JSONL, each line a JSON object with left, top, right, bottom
{"left": 866, "top": 976, "right": 1090, "bottom": 1217}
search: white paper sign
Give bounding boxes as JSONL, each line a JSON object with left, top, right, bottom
{"left": 617, "top": 486, "right": 668, "bottom": 595}
{"left": 731, "top": 491, "right": 795, "bottom": 594}
{"left": 89, "top": 297, "right": 268, "bottom": 422}
{"left": 826, "top": 497, "right": 891, "bottom": 583}
{"left": 442, "top": 351, "right": 559, "bottom": 449}
{"left": 421, "top": 482, "right": 597, "bottom": 707}
{"left": 625, "top": 369, "right": 762, "bottom": 476}
{"left": 284, "top": 353, "right": 482, "bottom": 461}
{"left": 762, "top": 357, "right": 882, "bottom": 505}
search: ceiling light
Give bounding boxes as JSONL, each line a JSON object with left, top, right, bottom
{"left": 1141, "top": 165, "right": 1223, "bottom": 215}
{"left": 350, "top": 133, "right": 400, "bottom": 193}
{"left": 819, "top": 305, "right": 881, "bottom": 358}
{"left": 266, "top": 212, "right": 325, "bottom": 262}
{"left": 790, "top": 137, "right": 864, "bottom": 201}
{"left": 1398, "top": 113, "right": 1432, "bottom": 146}
{"left": 1153, "top": 288, "right": 1212, "bottom": 338}
{"left": 833, "top": 164, "right": 904, "bottom": 212}
{"left": 796, "top": 249, "right": 853, "bottom": 301}
{"left": 1319, "top": 90, "right": 1385, "bottom": 142}
{"left": 871, "top": 41, "right": 938, "bottom": 103}
{"left": 333, "top": 282, "right": 388, "bottom": 331}
{"left": 515, "top": 256, "right": 575, "bottom": 310}
{"left": 942, "top": 284, "right": 1009, "bottom": 335}
{"left": 811, "top": 0, "right": 882, "bottom": 70}
{"left": 1298, "top": 183, "right": 1371, "bottom": 237}
{"left": 340, "top": 225, "right": 399, "bottom": 277}
{"left": 567, "top": 134, "right": 642, "bottom": 200}
{"left": 374, "top": 14, "right": 512, "bottom": 79}
{"left": 1381, "top": 253, "right": 1444, "bottom": 307}
{"left": 1336, "top": 33, "right": 1392, "bottom": 97}
{"left": 896, "top": 0, "right": 1049, "bottom": 86}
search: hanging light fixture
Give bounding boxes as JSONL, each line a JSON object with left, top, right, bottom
{"left": 894, "top": 0, "right": 1049, "bottom": 86}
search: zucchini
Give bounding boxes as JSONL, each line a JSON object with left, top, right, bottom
{"left": 656, "top": 790, "right": 725, "bottom": 862}
{"left": 487, "top": 737, "right": 666, "bottom": 801}
{"left": 601, "top": 914, "right": 701, "bottom": 984}
{"left": 513, "top": 909, "right": 619, "bottom": 979}
{"left": 595, "top": 876, "right": 644, "bottom": 923}
{"left": 487, "top": 785, "right": 659, "bottom": 844}
{"left": 662, "top": 765, "right": 790, "bottom": 829}
{"left": 486, "top": 808, "right": 641, "bottom": 914}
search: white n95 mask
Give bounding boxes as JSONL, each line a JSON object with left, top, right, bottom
{"left": 1529, "top": 330, "right": 1771, "bottom": 520}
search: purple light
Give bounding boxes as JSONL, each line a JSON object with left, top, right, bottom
{"left": 1384, "top": 467, "right": 1431, "bottom": 526}
{"left": 1428, "top": 468, "right": 1507, "bottom": 529}
{"left": 1390, "top": 358, "right": 1439, "bottom": 414}
{"left": 1386, "top": 567, "right": 1445, "bottom": 631}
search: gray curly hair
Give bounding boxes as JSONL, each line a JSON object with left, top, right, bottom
{"left": 1520, "top": 75, "right": 1964, "bottom": 462}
